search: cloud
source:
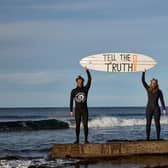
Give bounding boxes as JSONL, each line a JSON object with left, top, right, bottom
{"left": 0, "top": 0, "right": 168, "bottom": 107}
{"left": 1, "top": 0, "right": 136, "bottom": 10}
{"left": 1, "top": 0, "right": 168, "bottom": 23}
{"left": 0, "top": 71, "right": 61, "bottom": 85}
{"left": 0, "top": 91, "right": 67, "bottom": 107}
{"left": 0, "top": 21, "right": 64, "bottom": 45}
{"left": 0, "top": 16, "right": 167, "bottom": 52}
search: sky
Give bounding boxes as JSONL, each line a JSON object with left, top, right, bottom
{"left": 0, "top": 0, "right": 168, "bottom": 107}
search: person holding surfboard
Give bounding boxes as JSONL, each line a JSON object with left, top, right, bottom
{"left": 70, "top": 67, "right": 91, "bottom": 144}
{"left": 142, "top": 70, "right": 166, "bottom": 140}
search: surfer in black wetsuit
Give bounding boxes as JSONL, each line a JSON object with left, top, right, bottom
{"left": 142, "top": 70, "right": 166, "bottom": 140}
{"left": 70, "top": 67, "right": 91, "bottom": 144}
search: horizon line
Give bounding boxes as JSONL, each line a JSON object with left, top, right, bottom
{"left": 0, "top": 106, "right": 151, "bottom": 109}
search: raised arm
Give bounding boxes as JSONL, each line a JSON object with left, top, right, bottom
{"left": 160, "top": 90, "right": 166, "bottom": 110}
{"left": 142, "top": 71, "right": 149, "bottom": 89}
{"left": 85, "top": 69, "right": 92, "bottom": 90}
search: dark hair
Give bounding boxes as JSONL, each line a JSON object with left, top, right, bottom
{"left": 76, "top": 75, "right": 84, "bottom": 82}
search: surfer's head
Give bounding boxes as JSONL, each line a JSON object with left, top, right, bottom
{"left": 149, "top": 78, "right": 159, "bottom": 93}
{"left": 76, "top": 75, "right": 84, "bottom": 88}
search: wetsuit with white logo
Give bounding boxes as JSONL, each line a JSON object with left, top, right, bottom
{"left": 142, "top": 72, "right": 166, "bottom": 140}
{"left": 70, "top": 70, "right": 91, "bottom": 143}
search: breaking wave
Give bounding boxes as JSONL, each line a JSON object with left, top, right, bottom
{"left": 70, "top": 116, "right": 168, "bottom": 128}
{"left": 0, "top": 119, "right": 69, "bottom": 131}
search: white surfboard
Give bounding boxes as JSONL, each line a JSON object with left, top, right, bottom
{"left": 80, "top": 53, "right": 157, "bottom": 72}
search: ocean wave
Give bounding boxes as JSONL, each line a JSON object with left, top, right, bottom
{"left": 0, "top": 158, "right": 79, "bottom": 168}
{"left": 0, "top": 119, "right": 69, "bottom": 131}
{"left": 0, "top": 159, "right": 31, "bottom": 168}
{"left": 70, "top": 116, "right": 168, "bottom": 128}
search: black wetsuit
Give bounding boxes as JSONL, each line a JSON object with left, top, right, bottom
{"left": 142, "top": 72, "right": 166, "bottom": 140}
{"left": 70, "top": 70, "right": 91, "bottom": 143}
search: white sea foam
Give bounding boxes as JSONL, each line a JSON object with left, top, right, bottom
{"left": 0, "top": 160, "right": 31, "bottom": 168}
{"left": 0, "top": 158, "right": 78, "bottom": 168}
{"left": 70, "top": 116, "right": 168, "bottom": 128}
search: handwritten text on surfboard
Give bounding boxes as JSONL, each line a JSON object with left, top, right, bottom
{"left": 103, "top": 54, "right": 137, "bottom": 72}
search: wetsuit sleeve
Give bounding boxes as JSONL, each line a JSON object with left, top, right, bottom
{"left": 160, "top": 90, "right": 166, "bottom": 110}
{"left": 85, "top": 69, "right": 92, "bottom": 90}
{"left": 142, "top": 72, "right": 149, "bottom": 90}
{"left": 70, "top": 90, "right": 74, "bottom": 112}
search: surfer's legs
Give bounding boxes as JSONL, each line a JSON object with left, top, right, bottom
{"left": 75, "top": 111, "right": 81, "bottom": 143}
{"left": 146, "top": 108, "right": 153, "bottom": 140}
{"left": 82, "top": 110, "right": 89, "bottom": 143}
{"left": 154, "top": 108, "right": 161, "bottom": 140}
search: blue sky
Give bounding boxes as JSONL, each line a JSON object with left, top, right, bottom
{"left": 0, "top": 0, "right": 168, "bottom": 107}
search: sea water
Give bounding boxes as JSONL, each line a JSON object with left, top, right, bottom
{"left": 0, "top": 107, "right": 168, "bottom": 168}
